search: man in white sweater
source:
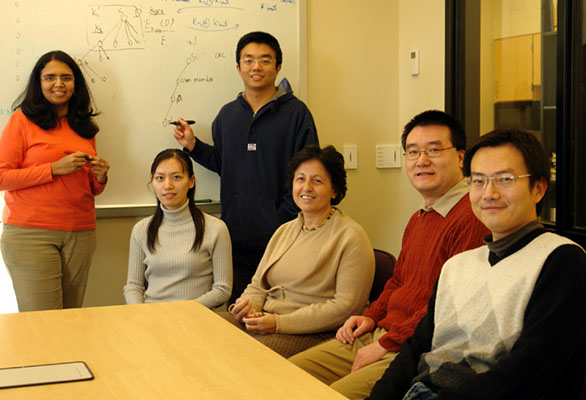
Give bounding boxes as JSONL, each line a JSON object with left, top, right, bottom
{"left": 369, "top": 129, "right": 586, "bottom": 400}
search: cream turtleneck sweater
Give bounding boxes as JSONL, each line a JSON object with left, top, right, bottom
{"left": 124, "top": 201, "right": 232, "bottom": 308}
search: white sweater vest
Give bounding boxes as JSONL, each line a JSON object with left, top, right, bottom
{"left": 421, "top": 232, "right": 575, "bottom": 374}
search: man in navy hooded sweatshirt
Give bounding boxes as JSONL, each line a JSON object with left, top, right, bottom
{"left": 173, "top": 31, "right": 318, "bottom": 304}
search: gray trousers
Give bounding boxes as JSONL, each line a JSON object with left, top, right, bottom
{"left": 1, "top": 224, "right": 96, "bottom": 311}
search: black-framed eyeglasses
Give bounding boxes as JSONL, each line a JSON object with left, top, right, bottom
{"left": 403, "top": 146, "right": 455, "bottom": 161}
{"left": 466, "top": 173, "right": 532, "bottom": 189}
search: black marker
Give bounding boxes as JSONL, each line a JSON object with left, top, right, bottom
{"left": 170, "top": 120, "right": 196, "bottom": 126}
{"left": 64, "top": 151, "right": 90, "bottom": 161}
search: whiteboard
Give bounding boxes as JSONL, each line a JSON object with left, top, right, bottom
{"left": 0, "top": 0, "right": 306, "bottom": 208}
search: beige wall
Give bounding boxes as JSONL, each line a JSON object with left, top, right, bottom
{"left": 85, "top": 217, "right": 141, "bottom": 306}
{"left": 397, "top": 0, "right": 446, "bottom": 231}
{"left": 306, "top": 0, "right": 445, "bottom": 252}
{"left": 305, "top": 1, "right": 401, "bottom": 254}
{"left": 85, "top": 0, "right": 447, "bottom": 307}
{"left": 493, "top": 0, "right": 541, "bottom": 39}
{"left": 480, "top": 0, "right": 496, "bottom": 135}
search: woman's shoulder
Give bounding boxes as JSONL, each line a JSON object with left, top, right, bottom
{"left": 202, "top": 212, "right": 225, "bottom": 226}
{"left": 202, "top": 212, "right": 229, "bottom": 234}
{"left": 332, "top": 209, "right": 365, "bottom": 232}
{"left": 5, "top": 110, "right": 28, "bottom": 127}
{"left": 8, "top": 109, "right": 25, "bottom": 119}
{"left": 331, "top": 210, "right": 372, "bottom": 243}
{"left": 131, "top": 215, "right": 154, "bottom": 238}
{"left": 276, "top": 214, "right": 303, "bottom": 234}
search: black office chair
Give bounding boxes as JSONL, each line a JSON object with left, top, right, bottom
{"left": 369, "top": 249, "right": 396, "bottom": 303}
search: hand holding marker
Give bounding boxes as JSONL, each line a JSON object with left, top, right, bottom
{"left": 63, "top": 151, "right": 109, "bottom": 173}
{"left": 64, "top": 150, "right": 89, "bottom": 161}
{"left": 56, "top": 151, "right": 100, "bottom": 177}
{"left": 171, "top": 118, "right": 197, "bottom": 152}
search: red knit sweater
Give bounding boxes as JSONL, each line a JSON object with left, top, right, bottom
{"left": 363, "top": 194, "right": 488, "bottom": 352}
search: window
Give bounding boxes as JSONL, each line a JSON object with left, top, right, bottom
{"left": 447, "top": 0, "right": 586, "bottom": 246}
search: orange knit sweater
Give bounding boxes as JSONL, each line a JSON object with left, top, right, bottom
{"left": 0, "top": 110, "right": 106, "bottom": 231}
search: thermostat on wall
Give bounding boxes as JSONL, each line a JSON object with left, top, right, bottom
{"left": 410, "top": 49, "right": 420, "bottom": 76}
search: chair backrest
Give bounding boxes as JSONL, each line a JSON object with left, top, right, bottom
{"left": 370, "top": 249, "right": 396, "bottom": 303}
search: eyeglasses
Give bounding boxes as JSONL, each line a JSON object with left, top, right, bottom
{"left": 239, "top": 57, "right": 275, "bottom": 67}
{"left": 466, "top": 173, "right": 532, "bottom": 189}
{"left": 41, "top": 74, "right": 74, "bottom": 83}
{"left": 403, "top": 146, "right": 455, "bottom": 161}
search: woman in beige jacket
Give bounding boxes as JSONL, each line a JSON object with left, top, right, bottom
{"left": 226, "top": 145, "right": 375, "bottom": 357}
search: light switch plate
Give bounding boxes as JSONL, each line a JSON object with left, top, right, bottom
{"left": 376, "top": 145, "right": 401, "bottom": 168}
{"left": 343, "top": 145, "right": 357, "bottom": 169}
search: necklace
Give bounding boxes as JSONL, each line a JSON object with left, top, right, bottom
{"left": 302, "top": 208, "right": 336, "bottom": 232}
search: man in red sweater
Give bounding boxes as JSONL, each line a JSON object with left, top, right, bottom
{"left": 289, "top": 110, "right": 489, "bottom": 399}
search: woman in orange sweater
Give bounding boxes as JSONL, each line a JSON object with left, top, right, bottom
{"left": 0, "top": 50, "right": 109, "bottom": 311}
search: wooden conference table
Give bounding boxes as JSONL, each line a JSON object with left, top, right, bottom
{"left": 0, "top": 301, "right": 346, "bottom": 399}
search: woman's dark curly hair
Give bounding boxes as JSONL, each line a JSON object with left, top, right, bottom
{"left": 287, "top": 145, "right": 347, "bottom": 205}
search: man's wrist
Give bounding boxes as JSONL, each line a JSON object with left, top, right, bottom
{"left": 185, "top": 138, "right": 196, "bottom": 152}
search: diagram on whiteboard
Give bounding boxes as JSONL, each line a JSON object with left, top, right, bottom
{"left": 1, "top": 0, "right": 302, "bottom": 206}
{"left": 80, "top": 3, "right": 239, "bottom": 127}
{"left": 87, "top": 5, "right": 146, "bottom": 53}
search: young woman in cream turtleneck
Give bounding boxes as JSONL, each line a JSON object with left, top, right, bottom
{"left": 124, "top": 149, "right": 232, "bottom": 308}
